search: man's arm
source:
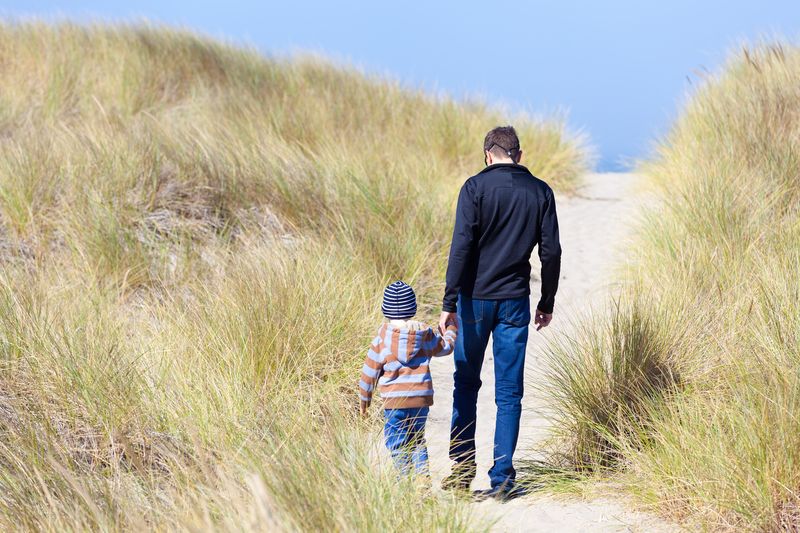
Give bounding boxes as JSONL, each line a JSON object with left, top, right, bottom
{"left": 442, "top": 180, "right": 479, "bottom": 313}
{"left": 536, "top": 187, "right": 561, "bottom": 318}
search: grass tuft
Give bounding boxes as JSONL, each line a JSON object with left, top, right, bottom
{"left": 543, "top": 40, "right": 800, "bottom": 530}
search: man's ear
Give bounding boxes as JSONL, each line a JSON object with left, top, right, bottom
{"left": 485, "top": 150, "right": 493, "bottom": 165}
{"left": 515, "top": 150, "right": 523, "bottom": 164}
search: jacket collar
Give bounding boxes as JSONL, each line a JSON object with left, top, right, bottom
{"left": 476, "top": 162, "right": 530, "bottom": 175}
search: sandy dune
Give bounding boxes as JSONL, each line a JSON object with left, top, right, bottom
{"left": 426, "top": 172, "right": 676, "bottom": 532}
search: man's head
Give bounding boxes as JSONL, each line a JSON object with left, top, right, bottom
{"left": 483, "top": 126, "right": 522, "bottom": 166}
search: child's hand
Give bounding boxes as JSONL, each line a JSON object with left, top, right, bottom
{"left": 439, "top": 311, "right": 457, "bottom": 335}
{"left": 360, "top": 399, "right": 370, "bottom": 417}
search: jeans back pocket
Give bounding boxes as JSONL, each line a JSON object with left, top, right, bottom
{"left": 502, "top": 297, "right": 531, "bottom": 327}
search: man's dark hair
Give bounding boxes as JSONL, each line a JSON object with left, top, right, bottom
{"left": 484, "top": 126, "right": 521, "bottom": 160}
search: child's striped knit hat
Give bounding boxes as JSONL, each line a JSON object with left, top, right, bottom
{"left": 381, "top": 281, "right": 417, "bottom": 320}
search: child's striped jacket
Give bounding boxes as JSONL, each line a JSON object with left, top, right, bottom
{"left": 359, "top": 323, "right": 457, "bottom": 409}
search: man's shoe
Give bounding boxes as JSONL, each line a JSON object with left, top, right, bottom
{"left": 480, "top": 483, "right": 528, "bottom": 502}
{"left": 441, "top": 464, "right": 476, "bottom": 492}
{"left": 441, "top": 472, "right": 472, "bottom": 492}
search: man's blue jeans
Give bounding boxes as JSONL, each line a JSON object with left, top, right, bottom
{"left": 384, "top": 407, "right": 429, "bottom": 475}
{"left": 450, "top": 294, "right": 530, "bottom": 489}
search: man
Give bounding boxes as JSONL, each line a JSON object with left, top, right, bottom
{"left": 439, "top": 125, "right": 561, "bottom": 497}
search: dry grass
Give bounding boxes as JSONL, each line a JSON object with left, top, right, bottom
{"left": 543, "top": 42, "right": 800, "bottom": 531}
{"left": 0, "top": 21, "right": 588, "bottom": 531}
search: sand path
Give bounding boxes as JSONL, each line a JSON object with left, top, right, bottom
{"left": 426, "top": 172, "right": 675, "bottom": 532}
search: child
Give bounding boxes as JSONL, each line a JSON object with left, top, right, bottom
{"left": 359, "top": 281, "right": 458, "bottom": 475}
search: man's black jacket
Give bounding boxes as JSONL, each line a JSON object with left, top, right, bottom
{"left": 442, "top": 163, "right": 561, "bottom": 314}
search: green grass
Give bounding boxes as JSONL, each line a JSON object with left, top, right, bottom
{"left": 542, "top": 42, "right": 800, "bottom": 530}
{"left": 0, "top": 21, "right": 587, "bottom": 531}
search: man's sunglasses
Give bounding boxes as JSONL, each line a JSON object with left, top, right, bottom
{"left": 485, "top": 143, "right": 520, "bottom": 165}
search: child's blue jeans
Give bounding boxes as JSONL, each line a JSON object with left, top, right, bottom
{"left": 383, "top": 407, "right": 429, "bottom": 475}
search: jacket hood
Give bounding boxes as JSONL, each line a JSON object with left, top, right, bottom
{"left": 383, "top": 323, "right": 431, "bottom": 363}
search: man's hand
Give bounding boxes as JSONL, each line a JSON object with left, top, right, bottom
{"left": 439, "top": 311, "right": 458, "bottom": 335}
{"left": 360, "top": 400, "right": 370, "bottom": 417}
{"left": 534, "top": 309, "right": 553, "bottom": 331}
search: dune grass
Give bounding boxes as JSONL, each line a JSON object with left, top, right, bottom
{"left": 0, "top": 21, "right": 588, "bottom": 531}
{"left": 542, "top": 42, "right": 800, "bottom": 530}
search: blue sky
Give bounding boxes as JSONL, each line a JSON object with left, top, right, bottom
{"left": 2, "top": 1, "right": 799, "bottom": 170}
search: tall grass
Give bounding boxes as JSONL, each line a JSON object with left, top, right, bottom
{"left": 543, "top": 42, "right": 800, "bottom": 530}
{"left": 0, "top": 21, "right": 588, "bottom": 530}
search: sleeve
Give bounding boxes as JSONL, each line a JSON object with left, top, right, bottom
{"left": 443, "top": 179, "right": 479, "bottom": 312}
{"left": 536, "top": 187, "right": 562, "bottom": 314}
{"left": 419, "top": 326, "right": 458, "bottom": 357}
{"left": 358, "top": 335, "right": 384, "bottom": 402}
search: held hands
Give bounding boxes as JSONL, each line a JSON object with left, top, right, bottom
{"left": 438, "top": 311, "right": 458, "bottom": 335}
{"left": 440, "top": 309, "right": 550, "bottom": 331}
{"left": 534, "top": 309, "right": 553, "bottom": 331}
